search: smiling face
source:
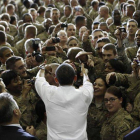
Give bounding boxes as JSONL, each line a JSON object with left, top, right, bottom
{"left": 93, "top": 78, "right": 107, "bottom": 97}
{"left": 104, "top": 92, "right": 122, "bottom": 113}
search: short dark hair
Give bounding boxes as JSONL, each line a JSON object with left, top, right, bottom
{"left": 0, "top": 31, "right": 6, "bottom": 44}
{"left": 108, "top": 59, "right": 125, "bottom": 73}
{"left": 102, "top": 43, "right": 117, "bottom": 55}
{"left": 75, "top": 16, "right": 85, "bottom": 25}
{"left": 1, "top": 70, "right": 18, "bottom": 87}
{"left": 6, "top": 56, "right": 22, "bottom": 70}
{"left": 97, "top": 37, "right": 110, "bottom": 44}
{"left": 0, "top": 47, "right": 11, "bottom": 57}
{"left": 106, "top": 86, "right": 126, "bottom": 108}
{"left": 0, "top": 93, "right": 18, "bottom": 124}
{"left": 55, "top": 63, "right": 75, "bottom": 85}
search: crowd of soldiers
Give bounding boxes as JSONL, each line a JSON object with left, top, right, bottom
{"left": 0, "top": 0, "right": 140, "bottom": 139}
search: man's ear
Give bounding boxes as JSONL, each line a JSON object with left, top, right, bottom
{"left": 13, "top": 109, "right": 19, "bottom": 116}
{"left": 54, "top": 77, "right": 59, "bottom": 83}
{"left": 74, "top": 75, "right": 77, "bottom": 82}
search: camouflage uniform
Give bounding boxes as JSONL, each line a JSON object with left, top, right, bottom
{"left": 87, "top": 100, "right": 108, "bottom": 140}
{"left": 36, "top": 121, "right": 47, "bottom": 140}
{"left": 109, "top": 23, "right": 117, "bottom": 39}
{"left": 123, "top": 38, "right": 136, "bottom": 48}
{"left": 13, "top": 91, "right": 40, "bottom": 129}
{"left": 15, "top": 38, "right": 26, "bottom": 58}
{"left": 131, "top": 92, "right": 140, "bottom": 128}
{"left": 125, "top": 46, "right": 138, "bottom": 61}
{"left": 106, "top": 2, "right": 113, "bottom": 16}
{"left": 89, "top": 9, "right": 98, "bottom": 21}
{"left": 60, "top": 16, "right": 68, "bottom": 22}
{"left": 37, "top": 31, "right": 49, "bottom": 42}
{"left": 109, "top": 35, "right": 116, "bottom": 44}
{"left": 33, "top": 23, "right": 45, "bottom": 35}
{"left": 0, "top": 43, "right": 19, "bottom": 56}
{"left": 100, "top": 108, "right": 133, "bottom": 140}
{"left": 112, "top": 73, "right": 140, "bottom": 104}
{"left": 7, "top": 34, "right": 15, "bottom": 47}
{"left": 121, "top": 16, "right": 131, "bottom": 23}
{"left": 36, "top": 16, "right": 45, "bottom": 24}
{"left": 8, "top": 23, "right": 18, "bottom": 37}
{"left": 44, "top": 54, "right": 60, "bottom": 64}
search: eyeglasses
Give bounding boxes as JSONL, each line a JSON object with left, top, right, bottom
{"left": 104, "top": 97, "right": 118, "bottom": 103}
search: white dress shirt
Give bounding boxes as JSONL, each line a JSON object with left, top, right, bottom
{"left": 35, "top": 74, "right": 93, "bottom": 140}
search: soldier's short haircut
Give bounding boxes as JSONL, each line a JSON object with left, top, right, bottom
{"left": 0, "top": 47, "right": 12, "bottom": 57}
{"left": 127, "top": 4, "right": 135, "bottom": 13}
{"left": 127, "top": 19, "right": 138, "bottom": 27}
{"left": 28, "top": 8, "right": 37, "bottom": 14}
{"left": 75, "top": 16, "right": 86, "bottom": 25}
{"left": 99, "top": 22, "right": 108, "bottom": 27}
{"left": 91, "top": 0, "right": 99, "bottom": 7}
{"left": 55, "top": 63, "right": 76, "bottom": 85}
{"left": 0, "top": 25, "right": 5, "bottom": 32}
{"left": 0, "top": 31, "right": 6, "bottom": 44}
{"left": 51, "top": 8, "right": 60, "bottom": 15}
{"left": 25, "top": 25, "right": 37, "bottom": 38}
{"left": 22, "top": 13, "right": 33, "bottom": 23}
{"left": 102, "top": 43, "right": 117, "bottom": 55}
{"left": 64, "top": 5, "right": 72, "bottom": 11}
{"left": 92, "top": 29, "right": 104, "bottom": 35}
{"left": 0, "top": 92, "right": 19, "bottom": 124}
{"left": 37, "top": 6, "right": 46, "bottom": 14}
{"left": 1, "top": 13, "right": 10, "bottom": 22}
{"left": 92, "top": 22, "right": 100, "bottom": 25}
{"left": 6, "top": 56, "right": 22, "bottom": 70}
{"left": 6, "top": 4, "right": 15, "bottom": 12}
{"left": 97, "top": 37, "right": 110, "bottom": 44}
{"left": 1, "top": 70, "right": 18, "bottom": 87}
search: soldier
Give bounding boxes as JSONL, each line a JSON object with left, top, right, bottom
{"left": 1, "top": 70, "right": 39, "bottom": 129}
{"left": 15, "top": 25, "right": 37, "bottom": 58}
{"left": 36, "top": 6, "right": 46, "bottom": 24}
{"left": 88, "top": 0, "right": 99, "bottom": 21}
{"left": 0, "top": 31, "right": 19, "bottom": 56}
{"left": 0, "top": 47, "right": 14, "bottom": 70}
{"left": 123, "top": 19, "right": 138, "bottom": 48}
{"left": 125, "top": 29, "right": 140, "bottom": 61}
{"left": 87, "top": 76, "right": 108, "bottom": 140}
{"left": 65, "top": 23, "right": 76, "bottom": 37}
{"left": 60, "top": 5, "right": 72, "bottom": 22}
{"left": 0, "top": 13, "right": 18, "bottom": 36}
{"left": 109, "top": 9, "right": 122, "bottom": 39}
{"left": 37, "top": 18, "right": 52, "bottom": 42}
{"left": 101, "top": 86, "right": 133, "bottom": 140}
{"left": 95, "top": 37, "right": 111, "bottom": 58}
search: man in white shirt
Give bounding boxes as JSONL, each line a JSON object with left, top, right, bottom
{"left": 35, "top": 63, "right": 94, "bottom": 140}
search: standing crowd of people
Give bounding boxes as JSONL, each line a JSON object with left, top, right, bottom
{"left": 0, "top": 0, "right": 140, "bottom": 139}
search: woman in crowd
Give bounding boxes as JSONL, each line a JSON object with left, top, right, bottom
{"left": 100, "top": 86, "right": 133, "bottom": 140}
{"left": 87, "top": 75, "right": 108, "bottom": 140}
{"left": 104, "top": 59, "right": 125, "bottom": 74}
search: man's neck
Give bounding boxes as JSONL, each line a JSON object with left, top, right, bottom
{"left": 128, "top": 34, "right": 135, "bottom": 41}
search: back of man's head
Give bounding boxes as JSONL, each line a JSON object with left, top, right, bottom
{"left": 55, "top": 63, "right": 75, "bottom": 85}
{"left": 0, "top": 92, "right": 18, "bottom": 124}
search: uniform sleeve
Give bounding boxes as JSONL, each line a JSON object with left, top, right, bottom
{"left": 116, "top": 121, "right": 133, "bottom": 140}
